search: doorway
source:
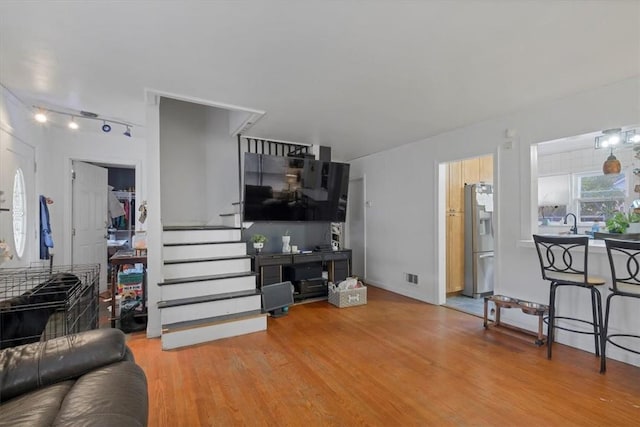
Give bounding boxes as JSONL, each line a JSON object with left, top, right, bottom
{"left": 443, "top": 154, "right": 494, "bottom": 317}
{"left": 71, "top": 161, "right": 137, "bottom": 294}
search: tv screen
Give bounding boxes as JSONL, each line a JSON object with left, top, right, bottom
{"left": 243, "top": 153, "right": 350, "bottom": 222}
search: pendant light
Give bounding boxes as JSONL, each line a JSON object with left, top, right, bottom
{"left": 603, "top": 148, "right": 621, "bottom": 175}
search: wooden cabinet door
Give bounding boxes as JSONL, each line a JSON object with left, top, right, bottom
{"left": 447, "top": 161, "right": 464, "bottom": 212}
{"left": 446, "top": 212, "right": 465, "bottom": 293}
{"left": 462, "top": 158, "right": 480, "bottom": 185}
{"left": 479, "top": 155, "right": 493, "bottom": 183}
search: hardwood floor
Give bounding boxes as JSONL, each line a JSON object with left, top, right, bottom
{"left": 127, "top": 286, "right": 640, "bottom": 426}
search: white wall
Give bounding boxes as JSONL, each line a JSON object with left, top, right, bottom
{"left": 350, "top": 76, "right": 640, "bottom": 365}
{"left": 1, "top": 85, "right": 148, "bottom": 271}
{"left": 159, "top": 98, "right": 238, "bottom": 225}
{"left": 0, "top": 85, "right": 46, "bottom": 267}
{"left": 205, "top": 106, "right": 239, "bottom": 216}
{"left": 41, "top": 124, "right": 146, "bottom": 266}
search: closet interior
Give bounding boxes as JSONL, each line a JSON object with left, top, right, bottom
{"left": 106, "top": 166, "right": 136, "bottom": 256}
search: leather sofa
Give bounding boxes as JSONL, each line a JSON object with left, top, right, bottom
{"left": 0, "top": 328, "right": 148, "bottom": 426}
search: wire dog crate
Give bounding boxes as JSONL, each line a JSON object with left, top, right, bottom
{"left": 0, "top": 264, "right": 99, "bottom": 349}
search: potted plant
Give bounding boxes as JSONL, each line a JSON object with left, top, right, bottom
{"left": 605, "top": 212, "right": 629, "bottom": 234}
{"left": 628, "top": 211, "right": 640, "bottom": 233}
{"left": 251, "top": 234, "right": 267, "bottom": 253}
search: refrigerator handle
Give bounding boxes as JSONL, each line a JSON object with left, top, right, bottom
{"left": 478, "top": 253, "right": 494, "bottom": 259}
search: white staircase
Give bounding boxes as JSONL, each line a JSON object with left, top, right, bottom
{"left": 158, "top": 225, "right": 266, "bottom": 350}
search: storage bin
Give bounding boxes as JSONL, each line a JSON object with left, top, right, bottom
{"left": 118, "top": 272, "right": 143, "bottom": 284}
{"left": 328, "top": 285, "right": 367, "bottom": 308}
{"left": 117, "top": 271, "right": 143, "bottom": 297}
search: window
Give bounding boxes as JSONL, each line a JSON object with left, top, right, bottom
{"left": 12, "top": 168, "right": 26, "bottom": 258}
{"left": 576, "top": 172, "right": 626, "bottom": 223}
{"left": 539, "top": 205, "right": 567, "bottom": 223}
{"left": 538, "top": 171, "right": 627, "bottom": 224}
{"left": 538, "top": 174, "right": 570, "bottom": 223}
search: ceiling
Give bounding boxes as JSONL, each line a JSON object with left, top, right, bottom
{"left": 1, "top": 1, "right": 639, "bottom": 161}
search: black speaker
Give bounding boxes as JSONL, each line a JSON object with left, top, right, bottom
{"left": 296, "top": 278, "right": 328, "bottom": 296}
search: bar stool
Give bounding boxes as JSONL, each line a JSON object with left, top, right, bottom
{"left": 533, "top": 235, "right": 605, "bottom": 359}
{"left": 601, "top": 238, "right": 640, "bottom": 373}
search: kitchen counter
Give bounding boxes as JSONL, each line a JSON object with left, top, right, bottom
{"left": 518, "top": 236, "right": 608, "bottom": 252}
{"left": 514, "top": 235, "right": 640, "bottom": 367}
{"left": 518, "top": 233, "right": 640, "bottom": 253}
{"left": 593, "top": 231, "right": 640, "bottom": 240}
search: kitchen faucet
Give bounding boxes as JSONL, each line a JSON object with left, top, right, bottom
{"left": 564, "top": 213, "right": 578, "bottom": 234}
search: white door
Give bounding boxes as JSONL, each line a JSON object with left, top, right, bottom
{"left": 72, "top": 161, "right": 108, "bottom": 293}
{"left": 346, "top": 177, "right": 365, "bottom": 279}
{"left": 0, "top": 129, "right": 35, "bottom": 268}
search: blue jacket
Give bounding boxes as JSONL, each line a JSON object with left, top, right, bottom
{"left": 40, "top": 195, "right": 53, "bottom": 259}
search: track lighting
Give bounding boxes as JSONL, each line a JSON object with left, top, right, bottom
{"left": 32, "top": 105, "right": 134, "bottom": 137}
{"left": 595, "top": 128, "right": 638, "bottom": 148}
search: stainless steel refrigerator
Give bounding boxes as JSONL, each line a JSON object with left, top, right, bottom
{"left": 463, "top": 183, "right": 494, "bottom": 298}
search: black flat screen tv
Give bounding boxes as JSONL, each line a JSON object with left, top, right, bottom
{"left": 243, "top": 152, "right": 350, "bottom": 222}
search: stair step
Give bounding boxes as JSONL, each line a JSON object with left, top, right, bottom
{"left": 162, "top": 257, "right": 251, "bottom": 280}
{"left": 220, "top": 212, "right": 242, "bottom": 227}
{"left": 163, "top": 225, "right": 241, "bottom": 231}
{"left": 159, "top": 271, "right": 256, "bottom": 286}
{"left": 163, "top": 241, "right": 247, "bottom": 260}
{"left": 164, "top": 255, "right": 250, "bottom": 265}
{"left": 159, "top": 273, "right": 257, "bottom": 300}
{"left": 161, "top": 312, "right": 266, "bottom": 350}
{"left": 163, "top": 240, "right": 242, "bottom": 247}
{"left": 163, "top": 227, "right": 242, "bottom": 244}
{"left": 158, "top": 288, "right": 261, "bottom": 309}
{"left": 162, "top": 309, "right": 263, "bottom": 332}
{"left": 158, "top": 291, "right": 261, "bottom": 325}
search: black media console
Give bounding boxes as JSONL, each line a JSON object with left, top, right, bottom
{"left": 252, "top": 250, "right": 351, "bottom": 301}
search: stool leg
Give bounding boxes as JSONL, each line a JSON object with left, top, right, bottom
{"left": 547, "top": 283, "right": 557, "bottom": 359}
{"left": 600, "top": 293, "right": 614, "bottom": 373}
{"left": 593, "top": 288, "right": 604, "bottom": 355}
{"left": 591, "top": 287, "right": 603, "bottom": 357}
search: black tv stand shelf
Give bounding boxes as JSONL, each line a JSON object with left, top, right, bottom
{"left": 252, "top": 250, "right": 351, "bottom": 301}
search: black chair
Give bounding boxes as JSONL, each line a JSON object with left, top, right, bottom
{"left": 601, "top": 238, "right": 640, "bottom": 373}
{"left": 532, "top": 235, "right": 605, "bottom": 359}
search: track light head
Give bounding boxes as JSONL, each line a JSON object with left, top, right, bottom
{"left": 102, "top": 121, "right": 111, "bottom": 133}
{"left": 34, "top": 111, "right": 47, "bottom": 123}
{"left": 123, "top": 126, "right": 132, "bottom": 137}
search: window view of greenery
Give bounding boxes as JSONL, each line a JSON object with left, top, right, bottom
{"left": 578, "top": 173, "right": 626, "bottom": 222}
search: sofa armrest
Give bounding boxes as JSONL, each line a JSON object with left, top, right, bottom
{"left": 0, "top": 329, "right": 129, "bottom": 402}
